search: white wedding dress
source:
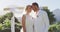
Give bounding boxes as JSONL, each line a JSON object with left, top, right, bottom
{"left": 20, "top": 15, "right": 33, "bottom": 32}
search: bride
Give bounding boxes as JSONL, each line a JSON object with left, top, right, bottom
{"left": 21, "top": 5, "right": 33, "bottom": 32}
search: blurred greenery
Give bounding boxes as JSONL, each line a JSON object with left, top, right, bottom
{"left": 4, "top": 12, "right": 13, "bottom": 20}
{"left": 0, "top": 12, "right": 13, "bottom": 23}
{"left": 3, "top": 18, "right": 11, "bottom": 28}
{"left": 0, "top": 23, "right": 3, "bottom": 30}
{"left": 48, "top": 22, "right": 60, "bottom": 32}
{"left": 0, "top": 12, "right": 21, "bottom": 32}
{"left": 15, "top": 17, "right": 22, "bottom": 30}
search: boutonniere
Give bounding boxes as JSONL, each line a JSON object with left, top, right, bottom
{"left": 32, "top": 17, "right": 33, "bottom": 19}
{"left": 37, "top": 15, "right": 39, "bottom": 17}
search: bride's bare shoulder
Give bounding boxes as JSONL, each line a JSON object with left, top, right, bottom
{"left": 22, "top": 14, "right": 26, "bottom": 18}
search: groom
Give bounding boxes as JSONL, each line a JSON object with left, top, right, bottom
{"left": 32, "top": 2, "right": 49, "bottom": 32}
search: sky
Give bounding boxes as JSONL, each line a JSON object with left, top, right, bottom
{"left": 0, "top": 0, "right": 60, "bottom": 17}
{"left": 40, "top": 0, "right": 60, "bottom": 11}
{"left": 0, "top": 0, "right": 60, "bottom": 11}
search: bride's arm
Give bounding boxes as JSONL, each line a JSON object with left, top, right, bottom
{"left": 22, "top": 15, "right": 26, "bottom": 32}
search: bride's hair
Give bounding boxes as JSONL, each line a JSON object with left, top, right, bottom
{"left": 25, "top": 5, "right": 32, "bottom": 11}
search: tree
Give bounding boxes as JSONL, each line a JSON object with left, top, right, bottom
{"left": 42, "top": 6, "right": 56, "bottom": 25}
{"left": 48, "top": 22, "right": 60, "bottom": 32}
{"left": 0, "top": 12, "right": 21, "bottom": 32}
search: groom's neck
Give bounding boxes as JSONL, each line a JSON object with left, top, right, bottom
{"left": 34, "top": 8, "right": 39, "bottom": 11}
{"left": 26, "top": 12, "right": 30, "bottom": 15}
{"left": 34, "top": 9, "right": 39, "bottom": 13}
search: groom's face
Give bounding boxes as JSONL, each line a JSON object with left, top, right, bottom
{"left": 32, "top": 5, "right": 35, "bottom": 10}
{"left": 32, "top": 5, "right": 37, "bottom": 11}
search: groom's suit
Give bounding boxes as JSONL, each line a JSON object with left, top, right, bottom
{"left": 33, "top": 9, "right": 49, "bottom": 32}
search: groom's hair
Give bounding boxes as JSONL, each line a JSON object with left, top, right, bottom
{"left": 32, "top": 2, "right": 39, "bottom": 8}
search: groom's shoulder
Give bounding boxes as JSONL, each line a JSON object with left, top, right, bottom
{"left": 40, "top": 9, "right": 47, "bottom": 14}
{"left": 39, "top": 10, "right": 47, "bottom": 16}
{"left": 39, "top": 7, "right": 47, "bottom": 13}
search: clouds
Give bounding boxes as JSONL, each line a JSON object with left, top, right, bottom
{"left": 0, "top": 0, "right": 40, "bottom": 11}
{"left": 0, "top": 0, "right": 60, "bottom": 17}
{"left": 0, "top": 0, "right": 40, "bottom": 17}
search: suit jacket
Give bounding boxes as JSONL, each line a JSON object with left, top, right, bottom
{"left": 34, "top": 9, "right": 49, "bottom": 32}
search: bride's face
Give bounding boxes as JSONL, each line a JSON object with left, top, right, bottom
{"left": 26, "top": 6, "right": 32, "bottom": 13}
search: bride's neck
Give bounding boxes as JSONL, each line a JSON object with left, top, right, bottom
{"left": 26, "top": 12, "right": 30, "bottom": 15}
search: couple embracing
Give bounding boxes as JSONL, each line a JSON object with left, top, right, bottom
{"left": 21, "top": 2, "right": 49, "bottom": 32}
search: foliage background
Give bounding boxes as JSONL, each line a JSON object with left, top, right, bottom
{"left": 0, "top": 12, "right": 21, "bottom": 32}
